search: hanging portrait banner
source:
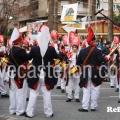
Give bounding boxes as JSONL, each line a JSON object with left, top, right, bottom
{"left": 61, "top": 3, "right": 78, "bottom": 24}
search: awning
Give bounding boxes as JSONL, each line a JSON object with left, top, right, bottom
{"left": 19, "top": 26, "right": 27, "bottom": 33}
{"left": 59, "top": 33, "right": 120, "bottom": 35}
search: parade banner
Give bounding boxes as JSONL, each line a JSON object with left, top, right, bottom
{"left": 62, "top": 25, "right": 76, "bottom": 33}
{"left": 66, "top": 22, "right": 86, "bottom": 30}
{"left": 27, "top": 22, "right": 40, "bottom": 35}
{"left": 62, "top": 22, "right": 86, "bottom": 31}
{"left": 61, "top": 3, "right": 78, "bottom": 23}
{"left": 27, "top": 20, "right": 48, "bottom": 40}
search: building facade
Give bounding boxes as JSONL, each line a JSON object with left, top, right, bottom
{"left": 6, "top": 0, "right": 119, "bottom": 36}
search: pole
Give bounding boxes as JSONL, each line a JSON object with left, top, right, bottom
{"left": 100, "top": 12, "right": 118, "bottom": 27}
{"left": 54, "top": 0, "right": 58, "bottom": 31}
{"left": 88, "top": 0, "right": 91, "bottom": 27}
{"left": 95, "top": 0, "right": 98, "bottom": 36}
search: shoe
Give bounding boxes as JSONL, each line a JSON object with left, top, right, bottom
{"left": 56, "top": 86, "right": 61, "bottom": 89}
{"left": 10, "top": 112, "right": 16, "bottom": 115}
{"left": 118, "top": 100, "right": 120, "bottom": 103}
{"left": 46, "top": 113, "right": 54, "bottom": 118}
{"left": 78, "top": 108, "right": 88, "bottom": 112}
{"left": 61, "top": 89, "right": 65, "bottom": 93}
{"left": 1, "top": 94, "right": 9, "bottom": 98}
{"left": 115, "top": 88, "right": 119, "bottom": 92}
{"left": 19, "top": 112, "right": 26, "bottom": 116}
{"left": 91, "top": 109, "right": 96, "bottom": 111}
{"left": 26, "top": 98, "right": 29, "bottom": 101}
{"left": 25, "top": 113, "right": 33, "bottom": 118}
{"left": 111, "top": 86, "right": 114, "bottom": 88}
{"left": 50, "top": 113, "right": 54, "bottom": 117}
{"left": 66, "top": 98, "right": 72, "bottom": 102}
{"left": 76, "top": 99, "right": 80, "bottom": 102}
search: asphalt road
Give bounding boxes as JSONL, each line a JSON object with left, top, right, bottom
{"left": 0, "top": 82, "right": 120, "bottom": 120}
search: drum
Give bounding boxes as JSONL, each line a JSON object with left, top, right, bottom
{"left": 60, "top": 62, "right": 68, "bottom": 70}
{"left": 54, "top": 59, "right": 61, "bottom": 66}
{"left": 68, "top": 66, "right": 78, "bottom": 75}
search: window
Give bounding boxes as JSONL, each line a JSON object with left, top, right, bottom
{"left": 113, "top": 4, "right": 116, "bottom": 11}
{"left": 103, "top": 2, "right": 108, "bottom": 10}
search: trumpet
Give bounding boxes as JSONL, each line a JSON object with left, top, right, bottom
{"left": 109, "top": 43, "right": 120, "bottom": 56}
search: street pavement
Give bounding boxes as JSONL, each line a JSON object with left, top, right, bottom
{"left": 0, "top": 82, "right": 120, "bottom": 120}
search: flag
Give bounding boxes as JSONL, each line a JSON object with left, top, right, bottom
{"left": 10, "top": 28, "right": 19, "bottom": 47}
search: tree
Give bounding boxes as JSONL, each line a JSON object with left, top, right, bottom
{"left": 113, "top": 5, "right": 120, "bottom": 27}
{"left": 48, "top": 0, "right": 54, "bottom": 32}
{"left": 91, "top": 0, "right": 100, "bottom": 21}
{"left": 0, "top": 0, "right": 19, "bottom": 35}
{"left": 53, "top": 0, "right": 58, "bottom": 31}
{"left": 91, "top": 0, "right": 96, "bottom": 21}
{"left": 108, "top": 0, "right": 113, "bottom": 42}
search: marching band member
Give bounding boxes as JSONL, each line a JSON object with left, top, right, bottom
{"left": 25, "top": 26, "right": 58, "bottom": 118}
{"left": 49, "top": 30, "right": 61, "bottom": 89}
{"left": 76, "top": 27, "right": 110, "bottom": 112}
{"left": 66, "top": 35, "right": 80, "bottom": 102}
{"left": 8, "top": 28, "right": 29, "bottom": 116}
{"left": 59, "top": 34, "right": 70, "bottom": 93}
{"left": 109, "top": 36, "right": 119, "bottom": 89}
{"left": 0, "top": 35, "right": 9, "bottom": 98}
{"left": 117, "top": 45, "right": 120, "bottom": 103}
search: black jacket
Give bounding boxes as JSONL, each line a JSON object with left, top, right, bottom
{"left": 8, "top": 46, "right": 29, "bottom": 88}
{"left": 76, "top": 46, "right": 107, "bottom": 87}
{"left": 28, "top": 46, "right": 58, "bottom": 90}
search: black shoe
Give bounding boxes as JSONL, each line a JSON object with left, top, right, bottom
{"left": 25, "top": 113, "right": 32, "bottom": 118}
{"left": 78, "top": 108, "right": 88, "bottom": 112}
{"left": 19, "top": 112, "right": 26, "bottom": 116}
{"left": 1, "top": 94, "right": 9, "bottom": 98}
{"left": 66, "top": 98, "right": 72, "bottom": 102}
{"left": 118, "top": 100, "right": 120, "bottom": 103}
{"left": 11, "top": 113, "right": 16, "bottom": 115}
{"left": 91, "top": 109, "right": 96, "bottom": 111}
{"left": 50, "top": 113, "right": 54, "bottom": 117}
{"left": 115, "top": 88, "right": 119, "bottom": 92}
{"left": 46, "top": 113, "right": 54, "bottom": 118}
{"left": 61, "top": 89, "right": 65, "bottom": 93}
{"left": 26, "top": 98, "right": 29, "bottom": 101}
{"left": 76, "top": 99, "right": 80, "bottom": 102}
{"left": 56, "top": 86, "right": 61, "bottom": 89}
{"left": 111, "top": 86, "right": 114, "bottom": 88}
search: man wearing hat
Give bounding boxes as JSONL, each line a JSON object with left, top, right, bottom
{"left": 49, "top": 30, "right": 61, "bottom": 90}
{"left": 0, "top": 35, "right": 9, "bottom": 98}
{"left": 76, "top": 27, "right": 110, "bottom": 112}
{"left": 8, "top": 28, "right": 29, "bottom": 116}
{"left": 25, "top": 25, "right": 58, "bottom": 118}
